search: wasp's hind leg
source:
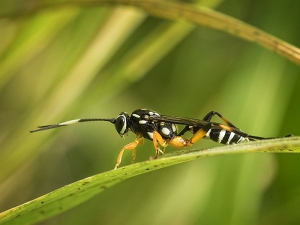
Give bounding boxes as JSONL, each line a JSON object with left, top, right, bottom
{"left": 204, "top": 112, "right": 278, "bottom": 141}
{"left": 178, "top": 111, "right": 240, "bottom": 137}
{"left": 177, "top": 125, "right": 191, "bottom": 136}
{"left": 190, "top": 122, "right": 253, "bottom": 145}
{"left": 202, "top": 111, "right": 239, "bottom": 128}
{"left": 187, "top": 122, "right": 217, "bottom": 145}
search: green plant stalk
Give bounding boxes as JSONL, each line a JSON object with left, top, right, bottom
{"left": 1, "top": 137, "right": 300, "bottom": 225}
{"left": 1, "top": 0, "right": 300, "bottom": 65}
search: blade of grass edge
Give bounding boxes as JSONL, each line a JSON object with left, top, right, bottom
{"left": 0, "top": 137, "right": 300, "bottom": 225}
{"left": 0, "top": 0, "right": 300, "bottom": 65}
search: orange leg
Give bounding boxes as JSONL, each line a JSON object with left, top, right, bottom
{"left": 114, "top": 135, "right": 144, "bottom": 170}
{"left": 189, "top": 128, "right": 207, "bottom": 145}
{"left": 166, "top": 129, "right": 207, "bottom": 148}
{"left": 202, "top": 111, "right": 238, "bottom": 128}
{"left": 152, "top": 131, "right": 168, "bottom": 158}
{"left": 178, "top": 111, "right": 240, "bottom": 137}
{"left": 186, "top": 121, "right": 217, "bottom": 146}
{"left": 189, "top": 123, "right": 237, "bottom": 145}
{"left": 219, "top": 124, "right": 234, "bottom": 132}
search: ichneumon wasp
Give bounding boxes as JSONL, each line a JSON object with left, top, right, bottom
{"left": 30, "top": 109, "right": 290, "bottom": 169}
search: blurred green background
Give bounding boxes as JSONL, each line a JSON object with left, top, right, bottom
{"left": 1, "top": 0, "right": 300, "bottom": 224}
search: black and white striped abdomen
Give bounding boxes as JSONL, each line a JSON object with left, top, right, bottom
{"left": 206, "top": 128, "right": 249, "bottom": 144}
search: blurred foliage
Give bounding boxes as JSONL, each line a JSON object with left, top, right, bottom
{"left": 0, "top": 0, "right": 300, "bottom": 225}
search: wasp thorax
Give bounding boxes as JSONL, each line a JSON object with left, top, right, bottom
{"left": 115, "top": 112, "right": 129, "bottom": 135}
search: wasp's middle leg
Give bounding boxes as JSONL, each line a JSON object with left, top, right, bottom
{"left": 114, "top": 135, "right": 144, "bottom": 170}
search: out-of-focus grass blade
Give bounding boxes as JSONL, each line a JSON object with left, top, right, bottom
{"left": 0, "top": 8, "right": 79, "bottom": 89}
{"left": 0, "top": 137, "right": 300, "bottom": 225}
{"left": 0, "top": 7, "right": 146, "bottom": 182}
{"left": 1, "top": 0, "right": 299, "bottom": 65}
{"left": 93, "top": 21, "right": 195, "bottom": 98}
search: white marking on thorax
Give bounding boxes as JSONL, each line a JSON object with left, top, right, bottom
{"left": 149, "top": 111, "right": 160, "bottom": 117}
{"left": 172, "top": 124, "right": 177, "bottom": 132}
{"left": 139, "top": 120, "right": 147, "bottom": 124}
{"left": 132, "top": 113, "right": 140, "bottom": 118}
{"left": 147, "top": 132, "right": 153, "bottom": 139}
{"left": 161, "top": 127, "right": 170, "bottom": 136}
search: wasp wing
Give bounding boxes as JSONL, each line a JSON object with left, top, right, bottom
{"left": 149, "top": 114, "right": 248, "bottom": 136}
{"left": 147, "top": 114, "right": 208, "bottom": 126}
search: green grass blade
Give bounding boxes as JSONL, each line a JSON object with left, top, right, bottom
{"left": 1, "top": 137, "right": 299, "bottom": 225}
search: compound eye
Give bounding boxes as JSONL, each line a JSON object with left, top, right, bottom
{"left": 115, "top": 113, "right": 128, "bottom": 135}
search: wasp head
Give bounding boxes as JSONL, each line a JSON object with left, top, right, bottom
{"left": 114, "top": 112, "right": 130, "bottom": 137}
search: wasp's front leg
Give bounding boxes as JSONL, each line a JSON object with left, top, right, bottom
{"left": 114, "top": 135, "right": 144, "bottom": 169}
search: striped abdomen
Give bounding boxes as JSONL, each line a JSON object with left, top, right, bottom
{"left": 205, "top": 128, "right": 249, "bottom": 144}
